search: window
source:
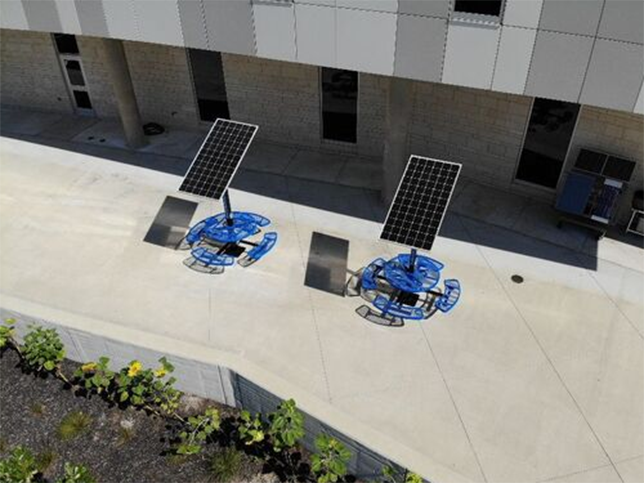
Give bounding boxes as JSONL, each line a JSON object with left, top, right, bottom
{"left": 515, "top": 98, "right": 580, "bottom": 189}
{"left": 321, "top": 68, "right": 358, "bottom": 143}
{"left": 53, "top": 33, "right": 79, "bottom": 55}
{"left": 454, "top": 0, "right": 503, "bottom": 16}
{"left": 72, "top": 91, "right": 92, "bottom": 110}
{"left": 188, "top": 49, "right": 230, "bottom": 122}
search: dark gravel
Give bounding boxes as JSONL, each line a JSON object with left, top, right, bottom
{"left": 0, "top": 349, "right": 272, "bottom": 483}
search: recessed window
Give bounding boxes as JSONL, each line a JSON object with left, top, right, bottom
{"left": 454, "top": 0, "right": 503, "bottom": 16}
{"left": 188, "top": 49, "right": 230, "bottom": 122}
{"left": 321, "top": 68, "right": 358, "bottom": 144}
{"left": 72, "top": 91, "right": 92, "bottom": 110}
{"left": 53, "top": 33, "right": 79, "bottom": 55}
{"left": 515, "top": 98, "right": 580, "bottom": 189}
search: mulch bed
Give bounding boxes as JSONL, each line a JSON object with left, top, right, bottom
{"left": 0, "top": 349, "right": 277, "bottom": 483}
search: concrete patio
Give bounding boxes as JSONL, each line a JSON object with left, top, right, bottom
{"left": 0, "top": 109, "right": 643, "bottom": 483}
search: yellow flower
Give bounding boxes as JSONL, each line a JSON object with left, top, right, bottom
{"left": 154, "top": 368, "right": 167, "bottom": 378}
{"left": 128, "top": 361, "right": 142, "bottom": 377}
{"left": 81, "top": 362, "right": 97, "bottom": 372}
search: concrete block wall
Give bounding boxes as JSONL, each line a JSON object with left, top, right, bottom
{"left": 223, "top": 54, "right": 322, "bottom": 149}
{"left": 223, "top": 53, "right": 386, "bottom": 159}
{"left": 76, "top": 36, "right": 119, "bottom": 119}
{"left": 72, "top": 35, "right": 199, "bottom": 128}
{"left": 0, "top": 29, "right": 71, "bottom": 113}
{"left": 408, "top": 81, "right": 533, "bottom": 192}
{"left": 124, "top": 41, "right": 199, "bottom": 129}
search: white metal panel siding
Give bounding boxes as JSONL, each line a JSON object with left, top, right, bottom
{"left": 525, "top": 31, "right": 594, "bottom": 102}
{"left": 54, "top": 0, "right": 82, "bottom": 34}
{"left": 22, "top": 0, "right": 62, "bottom": 33}
{"left": 103, "top": 0, "right": 139, "bottom": 41}
{"left": 394, "top": 14, "right": 447, "bottom": 83}
{"left": 74, "top": 0, "right": 109, "bottom": 37}
{"left": 634, "top": 83, "right": 644, "bottom": 115}
{"left": 442, "top": 22, "right": 501, "bottom": 89}
{"left": 134, "top": 0, "right": 183, "bottom": 46}
{"left": 580, "top": 39, "right": 644, "bottom": 112}
{"left": 294, "top": 0, "right": 334, "bottom": 6}
{"left": 502, "top": 0, "right": 543, "bottom": 29}
{"left": 336, "top": 8, "right": 396, "bottom": 75}
{"left": 336, "top": 0, "right": 397, "bottom": 12}
{"left": 538, "top": 0, "right": 604, "bottom": 37}
{"left": 0, "top": 0, "right": 29, "bottom": 30}
{"left": 598, "top": 0, "right": 644, "bottom": 44}
{"left": 295, "top": 3, "right": 335, "bottom": 67}
{"left": 177, "top": 0, "right": 208, "bottom": 50}
{"left": 253, "top": 2, "right": 296, "bottom": 62}
{"left": 398, "top": 0, "right": 449, "bottom": 18}
{"left": 202, "top": 0, "right": 255, "bottom": 56}
{"left": 492, "top": 26, "right": 537, "bottom": 95}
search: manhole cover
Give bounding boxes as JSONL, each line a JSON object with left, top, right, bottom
{"left": 511, "top": 275, "right": 524, "bottom": 284}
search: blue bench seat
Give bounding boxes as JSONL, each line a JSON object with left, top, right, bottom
{"left": 191, "top": 246, "right": 234, "bottom": 267}
{"left": 361, "top": 258, "right": 386, "bottom": 290}
{"left": 435, "top": 279, "right": 461, "bottom": 313}
{"left": 245, "top": 232, "right": 277, "bottom": 262}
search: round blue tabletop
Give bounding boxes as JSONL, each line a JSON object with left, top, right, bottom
{"left": 383, "top": 254, "right": 441, "bottom": 293}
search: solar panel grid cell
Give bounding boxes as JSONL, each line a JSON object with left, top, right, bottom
{"left": 380, "top": 156, "right": 461, "bottom": 251}
{"left": 179, "top": 119, "right": 258, "bottom": 200}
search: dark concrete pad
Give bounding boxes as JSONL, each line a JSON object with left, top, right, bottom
{"left": 144, "top": 196, "right": 198, "bottom": 249}
{"left": 304, "top": 232, "right": 349, "bottom": 296}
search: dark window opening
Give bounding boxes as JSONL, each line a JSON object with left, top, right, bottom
{"left": 64, "top": 60, "right": 85, "bottom": 87}
{"left": 321, "top": 68, "right": 357, "bottom": 143}
{"left": 515, "top": 98, "right": 580, "bottom": 189}
{"left": 188, "top": 49, "right": 230, "bottom": 122}
{"left": 53, "top": 33, "right": 79, "bottom": 54}
{"left": 454, "top": 0, "right": 503, "bottom": 16}
{"left": 72, "top": 91, "right": 92, "bottom": 110}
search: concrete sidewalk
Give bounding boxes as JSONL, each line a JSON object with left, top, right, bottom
{"left": 0, "top": 131, "right": 643, "bottom": 481}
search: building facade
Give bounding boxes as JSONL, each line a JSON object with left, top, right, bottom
{"left": 1, "top": 0, "right": 643, "bottom": 222}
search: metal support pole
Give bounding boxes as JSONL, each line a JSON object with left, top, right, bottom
{"left": 408, "top": 248, "right": 417, "bottom": 272}
{"left": 222, "top": 191, "right": 233, "bottom": 226}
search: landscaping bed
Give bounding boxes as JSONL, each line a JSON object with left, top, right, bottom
{"left": 0, "top": 321, "right": 418, "bottom": 483}
{"left": 0, "top": 348, "right": 273, "bottom": 483}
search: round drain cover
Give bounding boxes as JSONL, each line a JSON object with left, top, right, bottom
{"left": 511, "top": 275, "right": 524, "bottom": 284}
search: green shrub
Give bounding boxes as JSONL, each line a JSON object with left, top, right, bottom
{"left": 73, "top": 357, "right": 114, "bottom": 396}
{"left": 57, "top": 411, "right": 93, "bottom": 441}
{"left": 0, "top": 446, "right": 40, "bottom": 483}
{"left": 311, "top": 434, "right": 351, "bottom": 483}
{"left": 22, "top": 325, "right": 65, "bottom": 373}
{"left": 175, "top": 407, "right": 221, "bottom": 455}
{"left": 238, "top": 410, "right": 265, "bottom": 446}
{"left": 55, "top": 462, "right": 95, "bottom": 483}
{"left": 35, "top": 447, "right": 57, "bottom": 474}
{"left": 381, "top": 466, "right": 424, "bottom": 483}
{"left": 209, "top": 447, "right": 243, "bottom": 483}
{"left": 267, "top": 399, "right": 305, "bottom": 453}
{"left": 404, "top": 472, "right": 423, "bottom": 483}
{"left": 29, "top": 402, "right": 46, "bottom": 417}
{"left": 0, "top": 319, "right": 16, "bottom": 350}
{"left": 114, "top": 358, "right": 182, "bottom": 415}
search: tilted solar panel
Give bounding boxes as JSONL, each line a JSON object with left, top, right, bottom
{"left": 380, "top": 155, "right": 461, "bottom": 252}
{"left": 179, "top": 119, "right": 258, "bottom": 200}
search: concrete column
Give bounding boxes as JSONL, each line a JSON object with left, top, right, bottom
{"left": 381, "top": 77, "right": 415, "bottom": 205}
{"left": 101, "top": 39, "right": 147, "bottom": 149}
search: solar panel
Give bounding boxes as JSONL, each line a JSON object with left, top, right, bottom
{"left": 380, "top": 155, "right": 461, "bottom": 252}
{"left": 179, "top": 119, "right": 258, "bottom": 200}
